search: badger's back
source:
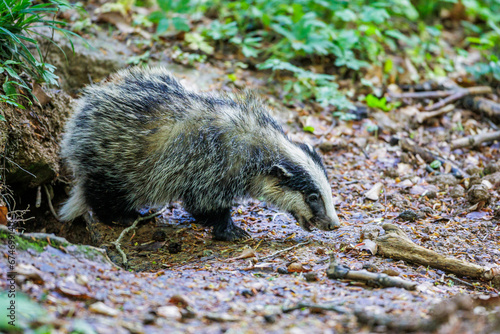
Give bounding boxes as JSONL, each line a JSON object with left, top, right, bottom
{"left": 60, "top": 67, "right": 286, "bottom": 221}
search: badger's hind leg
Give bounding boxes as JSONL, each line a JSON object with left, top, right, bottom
{"left": 84, "top": 176, "right": 137, "bottom": 226}
{"left": 189, "top": 208, "right": 250, "bottom": 241}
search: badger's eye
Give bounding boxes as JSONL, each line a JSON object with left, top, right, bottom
{"left": 308, "top": 193, "right": 319, "bottom": 202}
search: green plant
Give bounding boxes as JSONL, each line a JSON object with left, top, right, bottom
{"left": 149, "top": 0, "right": 200, "bottom": 34}
{"left": 365, "top": 94, "right": 400, "bottom": 111}
{"left": 0, "top": 0, "right": 80, "bottom": 107}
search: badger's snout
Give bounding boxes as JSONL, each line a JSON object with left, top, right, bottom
{"left": 293, "top": 212, "right": 341, "bottom": 232}
{"left": 310, "top": 214, "right": 341, "bottom": 231}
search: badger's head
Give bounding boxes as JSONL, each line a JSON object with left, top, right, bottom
{"left": 251, "top": 142, "right": 341, "bottom": 232}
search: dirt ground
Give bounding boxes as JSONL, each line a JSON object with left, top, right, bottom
{"left": 1, "top": 10, "right": 500, "bottom": 333}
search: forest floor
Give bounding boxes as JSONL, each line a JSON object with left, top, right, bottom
{"left": 1, "top": 5, "right": 500, "bottom": 333}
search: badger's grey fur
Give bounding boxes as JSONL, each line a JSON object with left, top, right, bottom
{"left": 60, "top": 66, "right": 340, "bottom": 241}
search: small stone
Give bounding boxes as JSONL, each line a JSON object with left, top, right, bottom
{"left": 318, "top": 141, "right": 335, "bottom": 152}
{"left": 384, "top": 167, "right": 399, "bottom": 178}
{"left": 450, "top": 185, "right": 465, "bottom": 198}
{"left": 287, "top": 262, "right": 304, "bottom": 273}
{"left": 167, "top": 242, "right": 182, "bottom": 254}
{"left": 304, "top": 272, "right": 319, "bottom": 282}
{"left": 422, "top": 185, "right": 438, "bottom": 199}
{"left": 263, "top": 314, "right": 277, "bottom": 324}
{"left": 467, "top": 184, "right": 490, "bottom": 204}
{"left": 152, "top": 230, "right": 167, "bottom": 242}
{"left": 427, "top": 174, "right": 460, "bottom": 188}
{"left": 157, "top": 306, "right": 182, "bottom": 320}
{"left": 397, "top": 210, "right": 418, "bottom": 222}
{"left": 89, "top": 302, "right": 119, "bottom": 317}
{"left": 361, "top": 224, "right": 383, "bottom": 240}
{"left": 362, "top": 263, "right": 378, "bottom": 272}
{"left": 483, "top": 162, "right": 500, "bottom": 175}
{"left": 277, "top": 267, "right": 288, "bottom": 274}
{"left": 382, "top": 268, "right": 400, "bottom": 276}
{"left": 465, "top": 165, "right": 481, "bottom": 175}
{"left": 169, "top": 294, "right": 191, "bottom": 308}
{"left": 241, "top": 289, "right": 255, "bottom": 298}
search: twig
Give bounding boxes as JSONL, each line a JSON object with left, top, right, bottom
{"left": 257, "top": 240, "right": 311, "bottom": 262}
{"left": 282, "top": 302, "right": 349, "bottom": 314}
{"left": 444, "top": 274, "right": 475, "bottom": 288}
{"left": 43, "top": 184, "right": 60, "bottom": 222}
{"left": 111, "top": 210, "right": 164, "bottom": 266}
{"left": 326, "top": 257, "right": 418, "bottom": 291}
{"left": 391, "top": 90, "right": 454, "bottom": 99}
{"left": 399, "top": 138, "right": 466, "bottom": 178}
{"left": 451, "top": 130, "right": 500, "bottom": 149}
{"left": 4, "top": 156, "right": 37, "bottom": 178}
{"left": 415, "top": 104, "right": 454, "bottom": 123}
{"left": 424, "top": 86, "right": 492, "bottom": 111}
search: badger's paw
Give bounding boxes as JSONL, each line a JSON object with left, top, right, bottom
{"left": 213, "top": 224, "right": 251, "bottom": 242}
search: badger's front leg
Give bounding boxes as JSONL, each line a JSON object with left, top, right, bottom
{"left": 191, "top": 208, "right": 250, "bottom": 241}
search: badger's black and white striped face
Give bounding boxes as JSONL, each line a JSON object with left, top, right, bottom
{"left": 253, "top": 142, "right": 341, "bottom": 232}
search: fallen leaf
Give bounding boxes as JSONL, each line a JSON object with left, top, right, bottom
{"left": 15, "top": 264, "right": 44, "bottom": 284}
{"left": 226, "top": 246, "right": 256, "bottom": 262}
{"left": 365, "top": 182, "right": 383, "bottom": 201}
{"left": 356, "top": 240, "right": 378, "bottom": 255}
{"left": 0, "top": 206, "right": 7, "bottom": 225}
{"left": 32, "top": 83, "right": 52, "bottom": 106}
{"left": 89, "top": 302, "right": 119, "bottom": 317}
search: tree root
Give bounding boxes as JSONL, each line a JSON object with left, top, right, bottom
{"left": 111, "top": 210, "right": 164, "bottom": 267}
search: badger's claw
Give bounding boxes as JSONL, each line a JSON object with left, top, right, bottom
{"left": 213, "top": 224, "right": 251, "bottom": 241}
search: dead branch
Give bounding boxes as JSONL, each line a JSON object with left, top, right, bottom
{"left": 282, "top": 302, "right": 349, "bottom": 314}
{"left": 111, "top": 210, "right": 164, "bottom": 266}
{"left": 451, "top": 130, "right": 500, "bottom": 149}
{"left": 424, "top": 86, "right": 492, "bottom": 111}
{"left": 391, "top": 90, "right": 454, "bottom": 100}
{"left": 399, "top": 138, "right": 466, "bottom": 178}
{"left": 415, "top": 104, "right": 454, "bottom": 123}
{"left": 326, "top": 257, "right": 418, "bottom": 290}
{"left": 464, "top": 96, "right": 500, "bottom": 121}
{"left": 374, "top": 223, "right": 499, "bottom": 283}
{"left": 257, "top": 240, "right": 311, "bottom": 262}
{"left": 43, "top": 184, "right": 60, "bottom": 222}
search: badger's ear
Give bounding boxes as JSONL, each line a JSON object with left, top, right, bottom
{"left": 270, "top": 163, "right": 293, "bottom": 179}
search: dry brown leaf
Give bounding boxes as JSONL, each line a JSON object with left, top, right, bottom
{"left": 0, "top": 206, "right": 7, "bottom": 225}
{"left": 32, "top": 83, "right": 52, "bottom": 106}
{"left": 365, "top": 182, "right": 383, "bottom": 201}
{"left": 356, "top": 240, "right": 378, "bottom": 255}
{"left": 226, "top": 246, "right": 256, "bottom": 262}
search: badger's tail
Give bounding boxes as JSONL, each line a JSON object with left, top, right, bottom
{"left": 59, "top": 184, "right": 89, "bottom": 222}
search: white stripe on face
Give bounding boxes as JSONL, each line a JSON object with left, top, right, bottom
{"left": 283, "top": 141, "right": 340, "bottom": 226}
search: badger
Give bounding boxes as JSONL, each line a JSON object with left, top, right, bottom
{"left": 59, "top": 66, "right": 340, "bottom": 241}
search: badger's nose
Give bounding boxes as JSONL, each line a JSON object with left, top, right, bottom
{"left": 327, "top": 215, "right": 341, "bottom": 230}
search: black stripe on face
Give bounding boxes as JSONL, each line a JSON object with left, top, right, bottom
{"left": 271, "top": 160, "right": 320, "bottom": 195}
{"left": 295, "top": 143, "right": 327, "bottom": 177}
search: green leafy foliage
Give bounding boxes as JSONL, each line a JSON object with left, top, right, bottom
{"left": 0, "top": 0, "right": 81, "bottom": 106}
{"left": 365, "top": 94, "right": 391, "bottom": 111}
{"left": 154, "top": 0, "right": 499, "bottom": 106}
{"left": 149, "top": 0, "right": 200, "bottom": 34}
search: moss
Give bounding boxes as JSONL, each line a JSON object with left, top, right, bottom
{"left": 0, "top": 229, "right": 70, "bottom": 252}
